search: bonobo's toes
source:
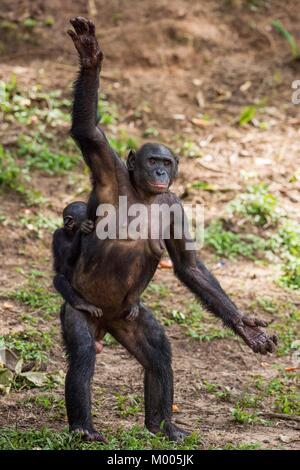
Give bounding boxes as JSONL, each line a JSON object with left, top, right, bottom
{"left": 147, "top": 421, "right": 190, "bottom": 442}
{"left": 73, "top": 427, "right": 108, "bottom": 444}
{"left": 83, "top": 430, "right": 108, "bottom": 443}
{"left": 164, "top": 422, "right": 190, "bottom": 442}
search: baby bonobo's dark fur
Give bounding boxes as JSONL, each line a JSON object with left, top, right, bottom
{"left": 62, "top": 17, "right": 278, "bottom": 443}
{"left": 52, "top": 201, "right": 103, "bottom": 319}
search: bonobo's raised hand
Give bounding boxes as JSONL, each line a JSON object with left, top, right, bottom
{"left": 233, "top": 314, "right": 277, "bottom": 354}
{"left": 67, "top": 17, "right": 103, "bottom": 68}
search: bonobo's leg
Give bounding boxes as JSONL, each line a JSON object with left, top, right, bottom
{"left": 60, "top": 303, "right": 107, "bottom": 442}
{"left": 108, "top": 304, "right": 189, "bottom": 441}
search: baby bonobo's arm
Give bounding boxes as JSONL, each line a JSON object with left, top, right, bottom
{"left": 52, "top": 227, "right": 103, "bottom": 319}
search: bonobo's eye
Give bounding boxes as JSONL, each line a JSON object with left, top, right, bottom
{"left": 164, "top": 160, "right": 171, "bottom": 168}
{"left": 148, "top": 158, "right": 156, "bottom": 166}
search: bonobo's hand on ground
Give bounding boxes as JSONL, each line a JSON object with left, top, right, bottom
{"left": 76, "top": 302, "right": 103, "bottom": 319}
{"left": 233, "top": 314, "right": 277, "bottom": 354}
{"left": 67, "top": 17, "right": 103, "bottom": 68}
{"left": 81, "top": 219, "right": 94, "bottom": 235}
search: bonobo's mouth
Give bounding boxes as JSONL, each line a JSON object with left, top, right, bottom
{"left": 148, "top": 181, "right": 168, "bottom": 190}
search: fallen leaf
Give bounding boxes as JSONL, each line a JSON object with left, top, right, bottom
{"left": 191, "top": 118, "right": 212, "bottom": 127}
{"left": 172, "top": 404, "right": 179, "bottom": 412}
{"left": 21, "top": 371, "right": 48, "bottom": 387}
{"left": 3, "top": 302, "right": 15, "bottom": 311}
{"left": 0, "top": 368, "right": 14, "bottom": 394}
{"left": 0, "top": 348, "right": 20, "bottom": 371}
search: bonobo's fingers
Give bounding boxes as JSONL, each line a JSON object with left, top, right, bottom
{"left": 87, "top": 19, "right": 95, "bottom": 35}
{"left": 68, "top": 16, "right": 103, "bottom": 67}
{"left": 81, "top": 219, "right": 95, "bottom": 234}
{"left": 234, "top": 319, "right": 277, "bottom": 355}
{"left": 242, "top": 315, "right": 269, "bottom": 328}
{"left": 125, "top": 304, "right": 139, "bottom": 321}
{"left": 70, "top": 17, "right": 89, "bottom": 35}
{"left": 76, "top": 303, "right": 103, "bottom": 319}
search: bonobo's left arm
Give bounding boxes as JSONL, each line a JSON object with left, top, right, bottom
{"left": 165, "top": 203, "right": 277, "bottom": 355}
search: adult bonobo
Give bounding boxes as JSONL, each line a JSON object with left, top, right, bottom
{"left": 61, "top": 17, "right": 277, "bottom": 442}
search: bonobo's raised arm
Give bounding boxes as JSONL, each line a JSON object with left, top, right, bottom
{"left": 165, "top": 204, "right": 277, "bottom": 355}
{"left": 68, "top": 17, "right": 124, "bottom": 183}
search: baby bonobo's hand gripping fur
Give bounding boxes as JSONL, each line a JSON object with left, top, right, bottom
{"left": 62, "top": 17, "right": 277, "bottom": 444}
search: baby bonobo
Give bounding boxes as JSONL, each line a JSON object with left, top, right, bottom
{"left": 52, "top": 201, "right": 103, "bottom": 320}
{"left": 53, "top": 201, "right": 139, "bottom": 325}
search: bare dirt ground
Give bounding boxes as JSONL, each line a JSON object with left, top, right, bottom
{"left": 0, "top": 0, "right": 299, "bottom": 450}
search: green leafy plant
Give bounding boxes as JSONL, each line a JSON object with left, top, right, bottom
{"left": 228, "top": 183, "right": 280, "bottom": 226}
{"left": 272, "top": 20, "right": 300, "bottom": 60}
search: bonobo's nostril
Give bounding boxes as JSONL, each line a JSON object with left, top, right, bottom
{"left": 156, "top": 168, "right": 165, "bottom": 176}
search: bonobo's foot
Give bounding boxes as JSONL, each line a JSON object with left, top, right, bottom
{"left": 75, "top": 302, "right": 103, "bottom": 319}
{"left": 72, "top": 427, "right": 108, "bottom": 444}
{"left": 146, "top": 421, "right": 190, "bottom": 442}
{"left": 125, "top": 303, "right": 139, "bottom": 322}
{"left": 234, "top": 315, "right": 278, "bottom": 354}
{"left": 67, "top": 17, "right": 103, "bottom": 68}
{"left": 81, "top": 219, "right": 94, "bottom": 235}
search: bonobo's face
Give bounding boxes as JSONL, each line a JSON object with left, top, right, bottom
{"left": 63, "top": 201, "right": 87, "bottom": 234}
{"left": 127, "top": 143, "right": 178, "bottom": 195}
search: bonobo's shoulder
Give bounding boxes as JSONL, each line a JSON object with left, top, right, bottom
{"left": 158, "top": 191, "right": 182, "bottom": 206}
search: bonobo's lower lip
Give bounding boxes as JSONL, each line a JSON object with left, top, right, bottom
{"left": 148, "top": 182, "right": 168, "bottom": 189}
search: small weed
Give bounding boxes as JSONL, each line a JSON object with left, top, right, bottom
{"left": 272, "top": 20, "right": 300, "bottom": 60}
{"left": 231, "top": 405, "right": 264, "bottom": 425}
{"left": 114, "top": 392, "right": 142, "bottom": 417}
{"left": 0, "top": 329, "right": 52, "bottom": 362}
{"left": 228, "top": 183, "right": 281, "bottom": 227}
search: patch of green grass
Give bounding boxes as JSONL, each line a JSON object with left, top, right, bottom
{"left": 203, "top": 380, "right": 231, "bottom": 401}
{"left": 207, "top": 188, "right": 300, "bottom": 289}
{"left": 0, "top": 77, "right": 80, "bottom": 201}
{"left": 10, "top": 270, "right": 61, "bottom": 317}
{"left": 25, "top": 395, "right": 65, "bottom": 412}
{"left": 231, "top": 405, "right": 265, "bottom": 425}
{"left": 0, "top": 426, "right": 200, "bottom": 450}
{"left": 103, "top": 333, "right": 118, "bottom": 347}
{"left": 0, "top": 329, "right": 52, "bottom": 362}
{"left": 267, "top": 373, "right": 299, "bottom": 415}
{"left": 165, "top": 302, "right": 233, "bottom": 342}
{"left": 17, "top": 134, "right": 79, "bottom": 175}
{"left": 228, "top": 183, "right": 281, "bottom": 226}
{"left": 109, "top": 129, "right": 139, "bottom": 159}
{"left": 205, "top": 220, "right": 270, "bottom": 259}
{"left": 19, "top": 212, "right": 60, "bottom": 237}
{"left": 114, "top": 392, "right": 142, "bottom": 417}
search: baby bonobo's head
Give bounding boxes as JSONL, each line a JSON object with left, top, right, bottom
{"left": 63, "top": 201, "right": 87, "bottom": 234}
{"left": 126, "top": 143, "right": 179, "bottom": 196}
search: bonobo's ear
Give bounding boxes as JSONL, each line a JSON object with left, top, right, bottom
{"left": 126, "top": 149, "right": 136, "bottom": 171}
